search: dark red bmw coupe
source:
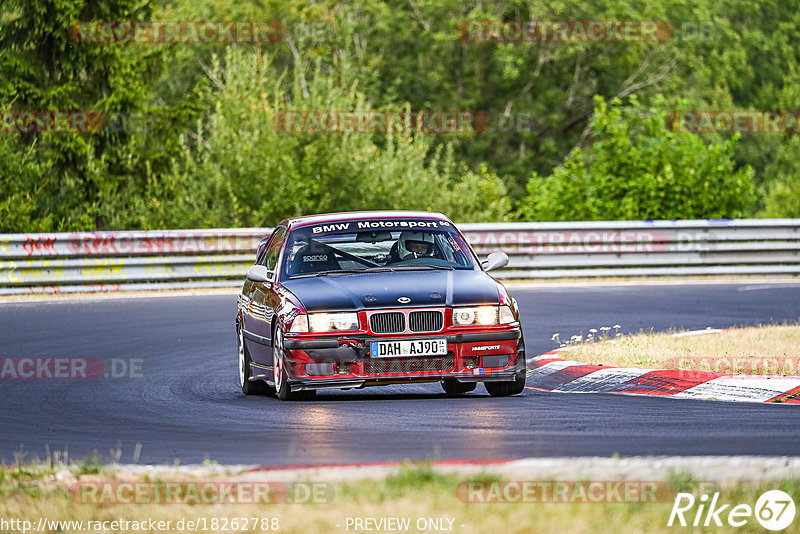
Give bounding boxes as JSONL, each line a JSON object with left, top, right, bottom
{"left": 236, "top": 211, "right": 526, "bottom": 400}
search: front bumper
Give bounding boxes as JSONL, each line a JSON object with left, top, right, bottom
{"left": 282, "top": 328, "right": 525, "bottom": 391}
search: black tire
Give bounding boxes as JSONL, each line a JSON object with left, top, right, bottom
{"left": 238, "top": 324, "right": 274, "bottom": 395}
{"left": 441, "top": 380, "right": 477, "bottom": 396}
{"left": 484, "top": 371, "right": 526, "bottom": 397}
{"left": 273, "top": 325, "right": 316, "bottom": 401}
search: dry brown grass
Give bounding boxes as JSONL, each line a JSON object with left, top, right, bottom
{"left": 2, "top": 463, "right": 799, "bottom": 533}
{"left": 554, "top": 325, "right": 800, "bottom": 375}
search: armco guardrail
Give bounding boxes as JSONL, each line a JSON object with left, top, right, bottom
{"left": 1, "top": 219, "right": 798, "bottom": 294}
{"left": 464, "top": 219, "right": 800, "bottom": 279}
{"left": 0, "top": 229, "right": 264, "bottom": 295}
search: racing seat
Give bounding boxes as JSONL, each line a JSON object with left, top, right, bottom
{"left": 289, "top": 243, "right": 341, "bottom": 275}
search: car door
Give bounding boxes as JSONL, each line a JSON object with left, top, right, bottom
{"left": 243, "top": 226, "right": 286, "bottom": 367}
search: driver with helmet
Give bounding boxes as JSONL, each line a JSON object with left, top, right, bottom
{"left": 391, "top": 231, "right": 436, "bottom": 261}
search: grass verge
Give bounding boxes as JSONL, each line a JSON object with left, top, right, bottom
{"left": 1, "top": 462, "right": 799, "bottom": 533}
{"left": 549, "top": 325, "right": 800, "bottom": 375}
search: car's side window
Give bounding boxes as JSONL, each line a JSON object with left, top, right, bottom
{"left": 260, "top": 226, "right": 287, "bottom": 276}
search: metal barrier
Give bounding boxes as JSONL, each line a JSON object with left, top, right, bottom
{"left": 463, "top": 219, "right": 800, "bottom": 279}
{"left": 0, "top": 229, "right": 263, "bottom": 295}
{"left": 1, "top": 219, "right": 798, "bottom": 294}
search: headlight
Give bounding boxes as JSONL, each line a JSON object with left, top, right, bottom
{"left": 453, "top": 306, "right": 516, "bottom": 326}
{"left": 453, "top": 306, "right": 497, "bottom": 326}
{"left": 308, "top": 312, "right": 359, "bottom": 332}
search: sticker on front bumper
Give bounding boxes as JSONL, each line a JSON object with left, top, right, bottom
{"left": 370, "top": 338, "right": 447, "bottom": 357}
{"left": 473, "top": 368, "right": 491, "bottom": 376}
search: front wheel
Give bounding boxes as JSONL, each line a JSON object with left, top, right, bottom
{"left": 273, "top": 326, "right": 316, "bottom": 401}
{"left": 484, "top": 371, "right": 526, "bottom": 397}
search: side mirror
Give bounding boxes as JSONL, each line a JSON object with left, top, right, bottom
{"left": 246, "top": 265, "right": 272, "bottom": 283}
{"left": 481, "top": 251, "right": 509, "bottom": 272}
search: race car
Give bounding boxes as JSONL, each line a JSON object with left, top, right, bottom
{"left": 236, "top": 211, "right": 526, "bottom": 400}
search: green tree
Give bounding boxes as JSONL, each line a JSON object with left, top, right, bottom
{"left": 758, "top": 136, "right": 800, "bottom": 217}
{"left": 0, "top": 0, "right": 197, "bottom": 230}
{"left": 3, "top": 0, "right": 799, "bottom": 230}
{"left": 0, "top": 133, "right": 49, "bottom": 232}
{"left": 522, "top": 96, "right": 754, "bottom": 221}
{"left": 131, "top": 47, "right": 510, "bottom": 228}
{"left": 151, "top": 0, "right": 693, "bottom": 202}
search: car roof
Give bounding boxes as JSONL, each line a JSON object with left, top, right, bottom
{"left": 282, "top": 210, "right": 451, "bottom": 229}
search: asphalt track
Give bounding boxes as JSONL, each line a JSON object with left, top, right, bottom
{"left": 1, "top": 282, "right": 799, "bottom": 465}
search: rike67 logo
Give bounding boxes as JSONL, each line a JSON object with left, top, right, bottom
{"left": 669, "top": 490, "right": 796, "bottom": 531}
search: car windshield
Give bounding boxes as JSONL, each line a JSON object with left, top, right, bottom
{"left": 282, "top": 219, "right": 477, "bottom": 278}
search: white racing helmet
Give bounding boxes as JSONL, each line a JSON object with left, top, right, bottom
{"left": 398, "top": 231, "right": 435, "bottom": 260}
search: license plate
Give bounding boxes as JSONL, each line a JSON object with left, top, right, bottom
{"left": 370, "top": 339, "right": 447, "bottom": 358}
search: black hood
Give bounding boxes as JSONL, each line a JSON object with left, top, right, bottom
{"left": 282, "top": 269, "right": 500, "bottom": 312}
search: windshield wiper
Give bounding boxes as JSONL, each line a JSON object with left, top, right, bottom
{"left": 290, "top": 270, "right": 359, "bottom": 278}
{"left": 313, "top": 268, "right": 395, "bottom": 276}
{"left": 382, "top": 265, "right": 454, "bottom": 271}
{"left": 314, "top": 269, "right": 365, "bottom": 276}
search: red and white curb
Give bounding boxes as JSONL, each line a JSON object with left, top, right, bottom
{"left": 526, "top": 333, "right": 800, "bottom": 404}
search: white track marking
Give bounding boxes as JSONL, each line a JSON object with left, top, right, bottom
{"left": 673, "top": 377, "right": 800, "bottom": 402}
{"left": 672, "top": 329, "right": 724, "bottom": 337}
{"left": 554, "top": 367, "right": 652, "bottom": 393}
{"left": 0, "top": 288, "right": 236, "bottom": 304}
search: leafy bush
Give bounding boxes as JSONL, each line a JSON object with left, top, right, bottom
{"left": 0, "top": 134, "right": 49, "bottom": 232}
{"left": 522, "top": 96, "right": 754, "bottom": 221}
{"left": 758, "top": 136, "right": 800, "bottom": 217}
{"left": 135, "top": 47, "right": 510, "bottom": 227}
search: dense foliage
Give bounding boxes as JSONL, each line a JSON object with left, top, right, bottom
{"left": 0, "top": 0, "right": 797, "bottom": 230}
{"left": 522, "top": 96, "right": 754, "bottom": 221}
